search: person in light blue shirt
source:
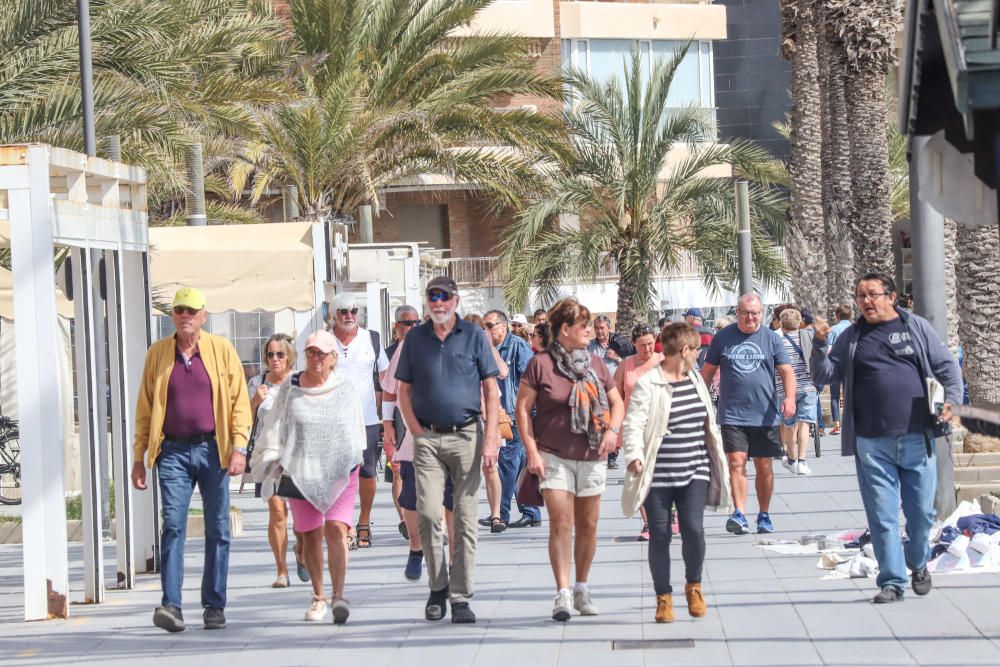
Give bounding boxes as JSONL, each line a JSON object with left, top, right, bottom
{"left": 825, "top": 303, "right": 854, "bottom": 434}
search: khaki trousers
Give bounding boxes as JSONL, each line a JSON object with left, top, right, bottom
{"left": 414, "top": 424, "right": 482, "bottom": 602}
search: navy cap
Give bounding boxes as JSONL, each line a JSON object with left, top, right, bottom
{"left": 801, "top": 308, "right": 814, "bottom": 325}
{"left": 682, "top": 307, "right": 703, "bottom": 319}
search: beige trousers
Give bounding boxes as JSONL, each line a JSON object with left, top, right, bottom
{"left": 414, "top": 423, "right": 482, "bottom": 602}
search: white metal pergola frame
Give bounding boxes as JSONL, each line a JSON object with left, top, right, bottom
{"left": 0, "top": 144, "right": 154, "bottom": 620}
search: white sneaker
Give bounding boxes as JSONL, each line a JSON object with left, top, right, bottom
{"left": 796, "top": 461, "right": 812, "bottom": 476}
{"left": 304, "top": 595, "right": 328, "bottom": 622}
{"left": 782, "top": 456, "right": 796, "bottom": 473}
{"left": 552, "top": 589, "right": 573, "bottom": 622}
{"left": 573, "top": 587, "right": 599, "bottom": 616}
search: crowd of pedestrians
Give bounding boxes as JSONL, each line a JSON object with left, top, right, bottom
{"left": 130, "top": 272, "right": 962, "bottom": 633}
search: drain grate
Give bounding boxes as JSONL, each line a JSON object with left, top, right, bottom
{"left": 612, "top": 639, "right": 695, "bottom": 650}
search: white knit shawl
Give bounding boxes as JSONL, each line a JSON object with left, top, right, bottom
{"left": 250, "top": 371, "right": 366, "bottom": 513}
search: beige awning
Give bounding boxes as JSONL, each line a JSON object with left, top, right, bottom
{"left": 149, "top": 222, "right": 319, "bottom": 313}
{"left": 0, "top": 267, "right": 75, "bottom": 319}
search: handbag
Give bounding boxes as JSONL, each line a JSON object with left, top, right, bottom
{"left": 275, "top": 474, "right": 305, "bottom": 500}
{"left": 244, "top": 372, "right": 268, "bottom": 473}
{"left": 516, "top": 466, "right": 544, "bottom": 507}
{"left": 499, "top": 410, "right": 514, "bottom": 441}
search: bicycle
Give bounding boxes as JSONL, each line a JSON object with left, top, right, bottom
{"left": 0, "top": 415, "right": 21, "bottom": 505}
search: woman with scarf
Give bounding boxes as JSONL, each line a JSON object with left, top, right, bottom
{"left": 517, "top": 298, "right": 625, "bottom": 622}
{"left": 250, "top": 330, "right": 367, "bottom": 625}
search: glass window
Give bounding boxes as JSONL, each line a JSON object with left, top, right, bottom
{"left": 699, "top": 41, "right": 714, "bottom": 107}
{"left": 588, "top": 39, "right": 632, "bottom": 86}
{"left": 651, "top": 40, "right": 701, "bottom": 109}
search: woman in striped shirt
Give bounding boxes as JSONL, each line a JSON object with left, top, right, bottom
{"left": 621, "top": 323, "right": 730, "bottom": 623}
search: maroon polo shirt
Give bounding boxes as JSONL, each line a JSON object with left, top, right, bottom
{"left": 162, "top": 347, "right": 216, "bottom": 437}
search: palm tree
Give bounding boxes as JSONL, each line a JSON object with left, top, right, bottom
{"left": 500, "top": 46, "right": 788, "bottom": 335}
{"left": 780, "top": 0, "right": 827, "bottom": 316}
{"left": 826, "top": 0, "right": 903, "bottom": 279}
{"left": 0, "top": 0, "right": 292, "bottom": 223}
{"left": 955, "top": 222, "right": 1000, "bottom": 452}
{"left": 234, "top": 0, "right": 566, "bottom": 219}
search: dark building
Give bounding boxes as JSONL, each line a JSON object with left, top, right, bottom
{"left": 713, "top": 0, "right": 791, "bottom": 159}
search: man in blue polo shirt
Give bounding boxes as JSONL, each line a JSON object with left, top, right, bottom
{"left": 395, "top": 276, "right": 500, "bottom": 625}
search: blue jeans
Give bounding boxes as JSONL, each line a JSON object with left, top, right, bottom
{"left": 830, "top": 383, "right": 841, "bottom": 423}
{"left": 855, "top": 431, "right": 936, "bottom": 592}
{"left": 157, "top": 438, "right": 231, "bottom": 609}
{"left": 498, "top": 425, "right": 541, "bottom": 523}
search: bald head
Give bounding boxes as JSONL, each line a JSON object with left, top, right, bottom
{"left": 736, "top": 293, "right": 763, "bottom": 333}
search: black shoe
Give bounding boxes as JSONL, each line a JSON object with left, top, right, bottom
{"left": 872, "top": 586, "right": 904, "bottom": 604}
{"left": 477, "top": 517, "right": 491, "bottom": 527}
{"left": 451, "top": 601, "right": 476, "bottom": 624}
{"left": 153, "top": 605, "right": 185, "bottom": 633}
{"left": 425, "top": 587, "right": 449, "bottom": 621}
{"left": 911, "top": 567, "right": 932, "bottom": 596}
{"left": 203, "top": 607, "right": 226, "bottom": 629}
{"left": 507, "top": 516, "right": 542, "bottom": 528}
{"left": 490, "top": 517, "right": 507, "bottom": 533}
{"left": 607, "top": 460, "right": 619, "bottom": 470}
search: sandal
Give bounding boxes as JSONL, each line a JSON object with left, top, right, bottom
{"left": 490, "top": 517, "right": 507, "bottom": 534}
{"left": 356, "top": 523, "right": 372, "bottom": 548}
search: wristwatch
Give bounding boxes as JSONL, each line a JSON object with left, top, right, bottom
{"left": 609, "top": 426, "right": 620, "bottom": 435}
{"left": 234, "top": 447, "right": 248, "bottom": 456}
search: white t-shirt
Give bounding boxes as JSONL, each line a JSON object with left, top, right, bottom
{"left": 332, "top": 327, "right": 390, "bottom": 425}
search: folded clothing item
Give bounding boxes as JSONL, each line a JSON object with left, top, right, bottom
{"left": 956, "top": 513, "right": 1000, "bottom": 536}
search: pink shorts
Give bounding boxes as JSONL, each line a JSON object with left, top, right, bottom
{"left": 288, "top": 467, "right": 359, "bottom": 533}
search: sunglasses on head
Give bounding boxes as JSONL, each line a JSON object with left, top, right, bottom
{"left": 266, "top": 351, "right": 286, "bottom": 359}
{"left": 173, "top": 306, "right": 200, "bottom": 316}
{"left": 337, "top": 308, "right": 359, "bottom": 315}
{"left": 428, "top": 290, "right": 453, "bottom": 302}
{"left": 397, "top": 319, "right": 420, "bottom": 327}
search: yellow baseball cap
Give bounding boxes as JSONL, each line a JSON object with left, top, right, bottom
{"left": 172, "top": 287, "right": 206, "bottom": 310}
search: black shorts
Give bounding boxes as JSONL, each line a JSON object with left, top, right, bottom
{"left": 360, "top": 424, "right": 380, "bottom": 479}
{"left": 398, "top": 460, "right": 454, "bottom": 512}
{"left": 721, "top": 425, "right": 783, "bottom": 458}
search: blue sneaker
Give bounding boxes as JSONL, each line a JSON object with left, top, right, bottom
{"left": 726, "top": 510, "right": 750, "bottom": 535}
{"left": 405, "top": 550, "right": 423, "bottom": 581}
{"left": 756, "top": 512, "right": 774, "bottom": 534}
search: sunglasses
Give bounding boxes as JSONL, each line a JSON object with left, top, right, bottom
{"left": 483, "top": 321, "right": 501, "bottom": 329}
{"left": 173, "top": 306, "right": 200, "bottom": 316}
{"left": 428, "top": 290, "right": 453, "bottom": 302}
{"left": 397, "top": 319, "right": 421, "bottom": 327}
{"left": 266, "top": 351, "right": 286, "bottom": 359}
{"left": 305, "top": 348, "right": 331, "bottom": 357}
{"left": 337, "top": 308, "right": 359, "bottom": 315}
{"left": 511, "top": 322, "right": 524, "bottom": 328}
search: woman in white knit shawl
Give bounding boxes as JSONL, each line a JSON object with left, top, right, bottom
{"left": 250, "top": 330, "right": 366, "bottom": 624}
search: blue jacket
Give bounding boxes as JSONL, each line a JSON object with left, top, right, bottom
{"left": 810, "top": 308, "right": 962, "bottom": 456}
{"left": 497, "top": 331, "right": 533, "bottom": 416}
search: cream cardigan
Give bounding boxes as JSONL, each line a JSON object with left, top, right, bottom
{"left": 620, "top": 366, "right": 732, "bottom": 518}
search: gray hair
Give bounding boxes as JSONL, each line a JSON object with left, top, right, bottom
{"left": 484, "top": 309, "right": 509, "bottom": 324}
{"left": 394, "top": 304, "right": 418, "bottom": 321}
{"left": 594, "top": 315, "right": 612, "bottom": 326}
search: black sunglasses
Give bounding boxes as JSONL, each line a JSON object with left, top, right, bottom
{"left": 266, "top": 351, "right": 286, "bottom": 359}
{"left": 428, "top": 290, "right": 453, "bottom": 302}
{"left": 397, "top": 319, "right": 420, "bottom": 327}
{"left": 173, "top": 306, "right": 200, "bottom": 316}
{"left": 337, "top": 308, "right": 359, "bottom": 315}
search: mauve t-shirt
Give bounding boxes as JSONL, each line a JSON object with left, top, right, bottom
{"left": 521, "top": 351, "right": 616, "bottom": 462}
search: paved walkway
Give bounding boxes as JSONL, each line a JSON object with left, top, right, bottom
{"left": 2, "top": 436, "right": 1000, "bottom": 666}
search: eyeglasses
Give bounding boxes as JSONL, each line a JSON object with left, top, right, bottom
{"left": 397, "top": 319, "right": 420, "bottom": 327}
{"left": 855, "top": 292, "right": 889, "bottom": 302}
{"left": 428, "top": 290, "right": 453, "bottom": 302}
{"left": 173, "top": 306, "right": 200, "bottom": 316}
{"left": 337, "top": 308, "right": 359, "bottom": 315}
{"left": 305, "top": 348, "right": 330, "bottom": 357}
{"left": 483, "top": 321, "right": 501, "bottom": 329}
{"left": 266, "top": 351, "right": 286, "bottom": 359}
{"left": 738, "top": 310, "right": 762, "bottom": 318}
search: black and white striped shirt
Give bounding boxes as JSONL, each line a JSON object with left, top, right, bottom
{"left": 651, "top": 378, "right": 711, "bottom": 488}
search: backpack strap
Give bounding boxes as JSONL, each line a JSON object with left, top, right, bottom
{"left": 784, "top": 332, "right": 806, "bottom": 362}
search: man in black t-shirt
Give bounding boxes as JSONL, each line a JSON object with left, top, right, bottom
{"left": 811, "top": 273, "right": 961, "bottom": 606}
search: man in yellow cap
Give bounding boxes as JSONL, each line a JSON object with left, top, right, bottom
{"left": 131, "top": 287, "right": 252, "bottom": 633}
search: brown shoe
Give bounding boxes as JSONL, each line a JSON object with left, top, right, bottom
{"left": 654, "top": 594, "right": 674, "bottom": 623}
{"left": 685, "top": 582, "right": 707, "bottom": 617}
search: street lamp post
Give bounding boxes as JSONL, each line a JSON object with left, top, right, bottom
{"left": 77, "top": 0, "right": 97, "bottom": 157}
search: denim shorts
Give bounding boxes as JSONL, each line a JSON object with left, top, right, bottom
{"left": 782, "top": 392, "right": 817, "bottom": 426}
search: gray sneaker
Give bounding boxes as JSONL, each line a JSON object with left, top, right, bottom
{"left": 572, "top": 588, "right": 599, "bottom": 616}
{"left": 153, "top": 605, "right": 185, "bottom": 633}
{"left": 552, "top": 590, "right": 573, "bottom": 622}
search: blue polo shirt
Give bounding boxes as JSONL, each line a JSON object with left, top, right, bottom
{"left": 496, "top": 331, "right": 532, "bottom": 415}
{"left": 394, "top": 316, "right": 499, "bottom": 426}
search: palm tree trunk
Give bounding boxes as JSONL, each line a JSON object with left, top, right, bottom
{"left": 781, "top": 0, "right": 827, "bottom": 315}
{"left": 943, "top": 218, "right": 960, "bottom": 351}
{"left": 614, "top": 270, "right": 640, "bottom": 338}
{"left": 955, "top": 222, "right": 1000, "bottom": 452}
{"left": 828, "top": 0, "right": 901, "bottom": 280}
{"left": 819, "top": 11, "right": 854, "bottom": 311}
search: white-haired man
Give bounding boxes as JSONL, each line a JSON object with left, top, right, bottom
{"left": 329, "top": 293, "right": 390, "bottom": 549}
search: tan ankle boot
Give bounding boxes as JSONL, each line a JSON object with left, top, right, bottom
{"left": 685, "top": 582, "right": 707, "bottom": 617}
{"left": 654, "top": 593, "right": 674, "bottom": 623}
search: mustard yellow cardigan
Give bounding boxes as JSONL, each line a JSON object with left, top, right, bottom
{"left": 133, "top": 332, "right": 252, "bottom": 468}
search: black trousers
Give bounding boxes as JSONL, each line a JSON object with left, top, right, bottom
{"left": 643, "top": 479, "right": 709, "bottom": 595}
